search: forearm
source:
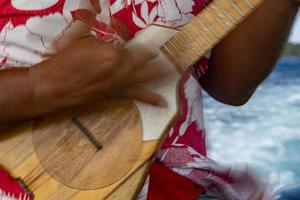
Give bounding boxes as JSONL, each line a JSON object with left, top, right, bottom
{"left": 200, "top": 0, "right": 299, "bottom": 105}
{"left": 0, "top": 67, "right": 44, "bottom": 129}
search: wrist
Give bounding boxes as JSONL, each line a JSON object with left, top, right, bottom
{"left": 29, "top": 63, "right": 55, "bottom": 115}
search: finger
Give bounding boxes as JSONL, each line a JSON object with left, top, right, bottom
{"left": 129, "top": 56, "right": 176, "bottom": 84}
{"left": 122, "top": 85, "right": 168, "bottom": 107}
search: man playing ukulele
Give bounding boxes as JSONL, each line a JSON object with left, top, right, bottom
{"left": 0, "top": 0, "right": 299, "bottom": 199}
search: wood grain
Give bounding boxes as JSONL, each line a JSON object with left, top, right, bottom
{"left": 106, "top": 161, "right": 152, "bottom": 200}
{"left": 32, "top": 99, "right": 143, "bottom": 190}
{"left": 0, "top": 121, "right": 159, "bottom": 200}
{"left": 0, "top": 125, "right": 34, "bottom": 170}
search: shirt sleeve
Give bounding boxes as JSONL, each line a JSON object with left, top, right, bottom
{"left": 191, "top": 51, "right": 211, "bottom": 80}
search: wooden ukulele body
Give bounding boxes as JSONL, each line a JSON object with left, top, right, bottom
{"left": 0, "top": 25, "right": 181, "bottom": 198}
{"left": 31, "top": 25, "right": 180, "bottom": 190}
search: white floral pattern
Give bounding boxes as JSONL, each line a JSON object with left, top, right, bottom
{"left": 156, "top": 0, "right": 195, "bottom": 26}
{"left": 132, "top": 2, "right": 158, "bottom": 28}
{"left": 129, "top": 0, "right": 195, "bottom": 28}
{"left": 0, "top": 0, "right": 205, "bottom": 67}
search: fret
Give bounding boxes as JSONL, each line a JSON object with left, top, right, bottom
{"left": 239, "top": 0, "right": 252, "bottom": 12}
{"left": 239, "top": 0, "right": 256, "bottom": 13}
{"left": 202, "top": 10, "right": 226, "bottom": 39}
{"left": 169, "top": 37, "right": 185, "bottom": 58}
{"left": 200, "top": 14, "right": 222, "bottom": 40}
{"left": 232, "top": 0, "right": 246, "bottom": 17}
{"left": 161, "top": 43, "right": 184, "bottom": 71}
{"left": 210, "top": 2, "right": 235, "bottom": 30}
{"left": 191, "top": 17, "right": 215, "bottom": 45}
{"left": 206, "top": 5, "right": 230, "bottom": 31}
{"left": 171, "top": 40, "right": 193, "bottom": 66}
{"left": 199, "top": 15, "right": 220, "bottom": 40}
{"left": 173, "top": 34, "right": 193, "bottom": 61}
{"left": 215, "top": 0, "right": 239, "bottom": 25}
{"left": 165, "top": 37, "right": 184, "bottom": 60}
{"left": 183, "top": 29, "right": 208, "bottom": 62}
{"left": 181, "top": 29, "right": 205, "bottom": 53}
{"left": 176, "top": 33, "right": 198, "bottom": 61}
{"left": 166, "top": 41, "right": 191, "bottom": 67}
{"left": 182, "top": 24, "right": 211, "bottom": 57}
{"left": 223, "top": 1, "right": 244, "bottom": 21}
{"left": 241, "top": 0, "right": 260, "bottom": 15}
{"left": 161, "top": 44, "right": 179, "bottom": 66}
{"left": 244, "top": 0, "right": 255, "bottom": 9}
{"left": 191, "top": 35, "right": 207, "bottom": 56}
{"left": 160, "top": 45, "right": 176, "bottom": 64}
{"left": 164, "top": 42, "right": 184, "bottom": 65}
{"left": 173, "top": 34, "right": 195, "bottom": 60}
{"left": 185, "top": 23, "right": 212, "bottom": 48}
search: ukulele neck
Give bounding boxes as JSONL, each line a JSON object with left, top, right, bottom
{"left": 161, "top": 0, "right": 264, "bottom": 72}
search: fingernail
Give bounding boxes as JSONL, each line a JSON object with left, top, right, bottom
{"left": 157, "top": 100, "right": 168, "bottom": 107}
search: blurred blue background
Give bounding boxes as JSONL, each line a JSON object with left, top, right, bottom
{"left": 204, "top": 58, "right": 300, "bottom": 190}
{"left": 204, "top": 12, "right": 300, "bottom": 190}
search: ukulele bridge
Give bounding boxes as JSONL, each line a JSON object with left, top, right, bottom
{"left": 72, "top": 116, "right": 103, "bottom": 151}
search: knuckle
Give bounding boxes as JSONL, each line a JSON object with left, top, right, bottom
{"left": 96, "top": 44, "right": 123, "bottom": 70}
{"left": 100, "top": 44, "right": 121, "bottom": 61}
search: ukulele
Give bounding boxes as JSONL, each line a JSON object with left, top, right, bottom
{"left": 0, "top": 0, "right": 264, "bottom": 199}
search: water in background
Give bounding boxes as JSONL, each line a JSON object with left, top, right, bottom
{"left": 204, "top": 58, "right": 300, "bottom": 190}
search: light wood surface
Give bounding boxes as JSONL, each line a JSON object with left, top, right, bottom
{"left": 106, "top": 161, "right": 152, "bottom": 200}
{"left": 33, "top": 99, "right": 142, "bottom": 190}
{"left": 0, "top": 122, "right": 159, "bottom": 199}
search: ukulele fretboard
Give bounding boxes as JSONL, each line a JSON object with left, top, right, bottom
{"left": 161, "top": 0, "right": 264, "bottom": 72}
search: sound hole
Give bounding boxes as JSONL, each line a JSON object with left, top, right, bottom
{"left": 32, "top": 99, "right": 143, "bottom": 190}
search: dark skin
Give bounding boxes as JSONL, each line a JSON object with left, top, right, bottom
{"left": 200, "top": 0, "right": 299, "bottom": 105}
{"left": 0, "top": 0, "right": 299, "bottom": 127}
